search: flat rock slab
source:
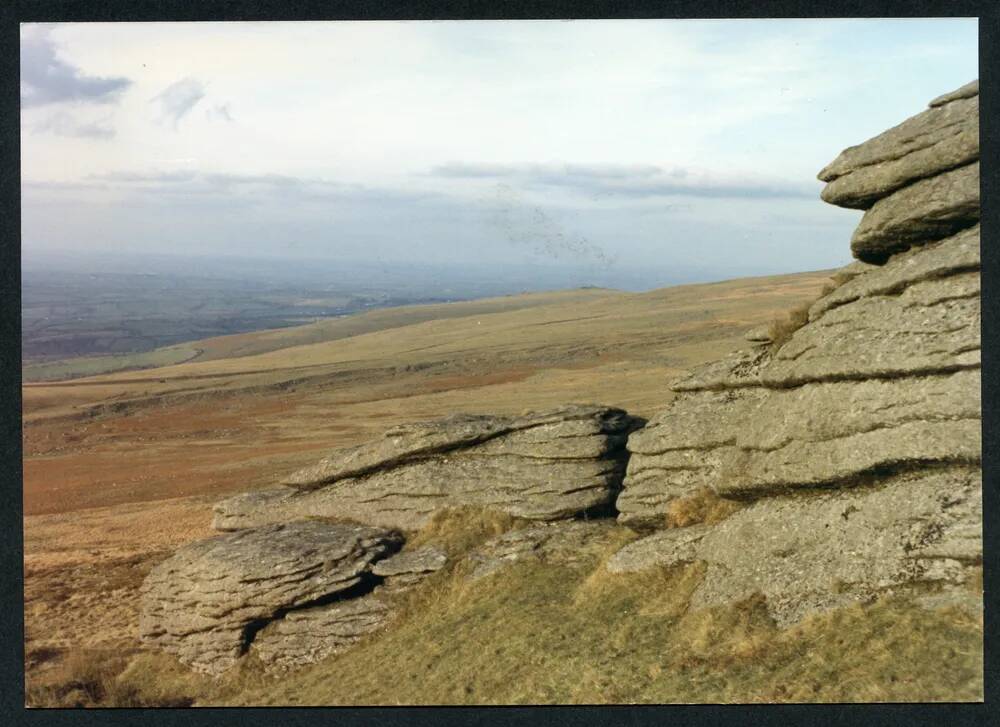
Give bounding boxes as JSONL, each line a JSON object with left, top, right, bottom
{"left": 215, "top": 405, "right": 639, "bottom": 532}
{"left": 283, "top": 404, "right": 637, "bottom": 489}
{"left": 930, "top": 80, "right": 979, "bottom": 107}
{"left": 849, "top": 161, "right": 979, "bottom": 263}
{"left": 764, "top": 271, "right": 980, "bottom": 388}
{"left": 606, "top": 467, "right": 982, "bottom": 626}
{"left": 138, "top": 520, "right": 402, "bottom": 675}
{"left": 720, "top": 370, "right": 981, "bottom": 495}
{"left": 744, "top": 324, "right": 773, "bottom": 343}
{"left": 810, "top": 225, "right": 980, "bottom": 321}
{"left": 670, "top": 346, "right": 770, "bottom": 392}
{"left": 819, "top": 86, "right": 978, "bottom": 210}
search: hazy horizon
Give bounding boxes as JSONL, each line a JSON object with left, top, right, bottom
{"left": 21, "top": 19, "right": 978, "bottom": 287}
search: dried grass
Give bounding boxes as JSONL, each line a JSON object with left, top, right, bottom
{"left": 406, "top": 506, "right": 522, "bottom": 557}
{"left": 665, "top": 487, "right": 743, "bottom": 528}
{"left": 767, "top": 303, "right": 812, "bottom": 350}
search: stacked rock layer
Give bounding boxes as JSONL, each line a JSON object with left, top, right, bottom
{"left": 138, "top": 80, "right": 981, "bottom": 675}
{"left": 213, "top": 404, "right": 640, "bottom": 532}
{"left": 617, "top": 81, "right": 981, "bottom": 621}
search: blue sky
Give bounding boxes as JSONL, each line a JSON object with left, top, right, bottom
{"left": 20, "top": 19, "right": 978, "bottom": 286}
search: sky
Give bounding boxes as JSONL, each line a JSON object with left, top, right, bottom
{"left": 20, "top": 19, "right": 979, "bottom": 287}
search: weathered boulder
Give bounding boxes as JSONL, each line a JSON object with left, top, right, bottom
{"left": 670, "top": 346, "right": 770, "bottom": 392}
{"left": 743, "top": 324, "right": 773, "bottom": 344}
{"left": 720, "top": 369, "right": 981, "bottom": 495}
{"left": 607, "top": 467, "right": 982, "bottom": 626}
{"left": 252, "top": 595, "right": 391, "bottom": 671}
{"left": 283, "top": 405, "right": 635, "bottom": 489}
{"left": 372, "top": 545, "right": 448, "bottom": 591}
{"left": 214, "top": 405, "right": 640, "bottom": 532}
{"left": 621, "top": 227, "right": 981, "bottom": 523}
{"left": 849, "top": 161, "right": 979, "bottom": 263}
{"left": 138, "top": 520, "right": 402, "bottom": 675}
{"left": 819, "top": 84, "right": 978, "bottom": 209}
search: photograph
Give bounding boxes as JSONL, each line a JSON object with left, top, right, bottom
{"left": 18, "top": 16, "right": 983, "bottom": 707}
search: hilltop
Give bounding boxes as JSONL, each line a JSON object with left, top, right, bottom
{"left": 22, "top": 79, "right": 981, "bottom": 707}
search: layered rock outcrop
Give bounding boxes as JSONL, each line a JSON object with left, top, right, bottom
{"left": 608, "top": 466, "right": 981, "bottom": 626}
{"left": 138, "top": 81, "right": 981, "bottom": 677}
{"left": 818, "top": 80, "right": 977, "bottom": 210}
{"left": 615, "top": 80, "right": 981, "bottom": 620}
{"left": 138, "top": 521, "right": 403, "bottom": 675}
{"left": 213, "top": 405, "right": 640, "bottom": 532}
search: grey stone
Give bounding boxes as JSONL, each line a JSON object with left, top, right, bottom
{"left": 252, "top": 596, "right": 390, "bottom": 671}
{"left": 670, "top": 346, "right": 770, "bottom": 392}
{"left": 283, "top": 404, "right": 636, "bottom": 489}
{"left": 719, "top": 418, "right": 980, "bottom": 496}
{"left": 619, "top": 387, "right": 766, "bottom": 525}
{"left": 819, "top": 90, "right": 978, "bottom": 209}
{"left": 929, "top": 80, "right": 979, "bottom": 107}
{"left": 605, "top": 468, "right": 982, "bottom": 626}
{"left": 739, "top": 368, "right": 979, "bottom": 452}
{"left": 372, "top": 546, "right": 448, "bottom": 592}
{"left": 605, "top": 525, "right": 712, "bottom": 573}
{"left": 215, "top": 405, "right": 638, "bottom": 532}
{"left": 138, "top": 520, "right": 402, "bottom": 675}
{"left": 467, "top": 520, "right": 619, "bottom": 580}
{"left": 810, "top": 225, "right": 980, "bottom": 321}
{"left": 744, "top": 324, "right": 773, "bottom": 343}
{"left": 849, "top": 161, "right": 979, "bottom": 263}
{"left": 763, "top": 272, "right": 980, "bottom": 388}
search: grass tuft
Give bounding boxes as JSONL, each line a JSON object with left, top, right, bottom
{"left": 406, "top": 506, "right": 523, "bottom": 557}
{"left": 665, "top": 487, "right": 743, "bottom": 528}
{"left": 767, "top": 303, "right": 812, "bottom": 351}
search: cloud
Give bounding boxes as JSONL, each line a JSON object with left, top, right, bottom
{"left": 431, "top": 162, "right": 662, "bottom": 181}
{"left": 91, "top": 170, "right": 199, "bottom": 183}
{"left": 207, "top": 103, "right": 235, "bottom": 122}
{"left": 20, "top": 26, "right": 131, "bottom": 108}
{"left": 33, "top": 111, "right": 115, "bottom": 140}
{"left": 152, "top": 78, "right": 205, "bottom": 128}
{"left": 74, "top": 169, "right": 437, "bottom": 208}
{"left": 430, "top": 162, "right": 816, "bottom": 200}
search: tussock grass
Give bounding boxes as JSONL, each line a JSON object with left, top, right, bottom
{"left": 229, "top": 555, "right": 981, "bottom": 705}
{"left": 665, "top": 487, "right": 743, "bottom": 528}
{"left": 405, "top": 506, "right": 523, "bottom": 557}
{"left": 24, "top": 646, "right": 196, "bottom": 708}
{"left": 767, "top": 303, "right": 812, "bottom": 351}
{"left": 767, "top": 269, "right": 855, "bottom": 352}
{"left": 28, "top": 518, "right": 983, "bottom": 706}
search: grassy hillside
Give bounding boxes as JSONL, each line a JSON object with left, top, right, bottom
{"left": 21, "top": 288, "right": 617, "bottom": 383}
{"left": 26, "top": 511, "right": 983, "bottom": 706}
{"left": 31, "top": 267, "right": 972, "bottom": 707}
